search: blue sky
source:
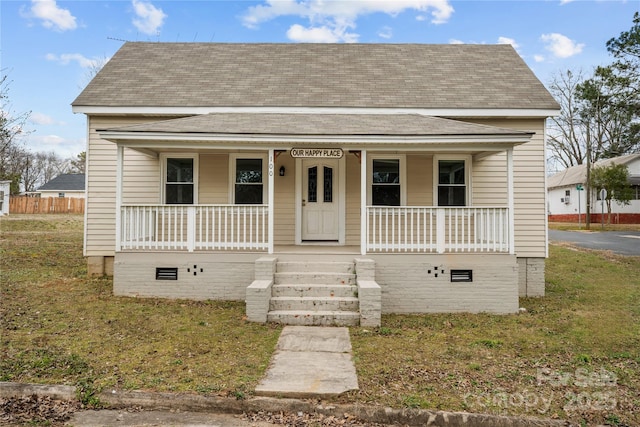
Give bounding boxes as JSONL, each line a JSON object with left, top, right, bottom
{"left": 1, "top": 0, "right": 638, "bottom": 159}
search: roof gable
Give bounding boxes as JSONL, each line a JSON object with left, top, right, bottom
{"left": 73, "top": 43, "right": 559, "bottom": 112}
{"left": 38, "top": 174, "right": 86, "bottom": 191}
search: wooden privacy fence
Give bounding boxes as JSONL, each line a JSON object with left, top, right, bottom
{"left": 9, "top": 196, "right": 85, "bottom": 214}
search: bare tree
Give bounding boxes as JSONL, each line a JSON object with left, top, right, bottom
{"left": 69, "top": 151, "right": 86, "bottom": 173}
{"left": 547, "top": 70, "right": 590, "bottom": 169}
{"left": 1, "top": 72, "right": 32, "bottom": 193}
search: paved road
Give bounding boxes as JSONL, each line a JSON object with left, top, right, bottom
{"left": 548, "top": 230, "right": 640, "bottom": 256}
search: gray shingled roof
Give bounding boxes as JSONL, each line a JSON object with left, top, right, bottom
{"left": 102, "top": 113, "right": 532, "bottom": 137}
{"left": 547, "top": 154, "right": 640, "bottom": 189}
{"left": 38, "top": 174, "right": 85, "bottom": 191}
{"left": 73, "top": 43, "right": 559, "bottom": 111}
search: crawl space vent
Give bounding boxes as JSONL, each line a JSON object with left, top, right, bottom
{"left": 450, "top": 269, "right": 473, "bottom": 282}
{"left": 156, "top": 267, "right": 178, "bottom": 280}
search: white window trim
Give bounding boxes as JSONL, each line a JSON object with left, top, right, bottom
{"left": 433, "top": 154, "right": 472, "bottom": 207}
{"left": 229, "top": 153, "right": 268, "bottom": 205}
{"left": 367, "top": 154, "right": 407, "bottom": 206}
{"left": 160, "top": 153, "right": 199, "bottom": 204}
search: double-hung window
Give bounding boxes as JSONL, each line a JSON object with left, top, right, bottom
{"left": 436, "top": 158, "right": 468, "bottom": 206}
{"left": 164, "top": 156, "right": 196, "bottom": 204}
{"left": 370, "top": 156, "right": 405, "bottom": 206}
{"left": 231, "top": 155, "right": 266, "bottom": 204}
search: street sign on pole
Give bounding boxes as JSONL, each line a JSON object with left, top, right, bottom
{"left": 600, "top": 188, "right": 607, "bottom": 200}
{"left": 600, "top": 189, "right": 607, "bottom": 229}
{"left": 576, "top": 184, "right": 584, "bottom": 226}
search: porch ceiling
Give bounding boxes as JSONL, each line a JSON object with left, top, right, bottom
{"left": 98, "top": 113, "right": 533, "bottom": 154}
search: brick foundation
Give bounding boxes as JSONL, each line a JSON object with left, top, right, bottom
{"left": 549, "top": 213, "right": 640, "bottom": 224}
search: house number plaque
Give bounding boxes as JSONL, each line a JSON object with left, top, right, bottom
{"left": 290, "top": 148, "right": 343, "bottom": 159}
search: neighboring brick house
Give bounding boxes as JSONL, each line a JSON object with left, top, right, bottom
{"left": 548, "top": 154, "right": 640, "bottom": 224}
{"left": 72, "top": 42, "right": 559, "bottom": 326}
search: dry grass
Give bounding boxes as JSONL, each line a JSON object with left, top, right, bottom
{"left": 0, "top": 214, "right": 281, "bottom": 401}
{"left": 1, "top": 215, "right": 639, "bottom": 426}
{"left": 348, "top": 245, "right": 640, "bottom": 426}
{"left": 549, "top": 221, "right": 640, "bottom": 232}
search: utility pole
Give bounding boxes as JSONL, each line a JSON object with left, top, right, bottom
{"left": 585, "top": 126, "right": 591, "bottom": 230}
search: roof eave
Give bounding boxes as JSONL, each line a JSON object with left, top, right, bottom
{"left": 73, "top": 106, "right": 561, "bottom": 118}
{"left": 98, "top": 131, "right": 532, "bottom": 156}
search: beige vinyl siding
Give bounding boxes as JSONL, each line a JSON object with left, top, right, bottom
{"left": 274, "top": 153, "right": 295, "bottom": 245}
{"left": 407, "top": 154, "right": 433, "bottom": 206}
{"left": 473, "top": 152, "right": 507, "bottom": 206}
{"left": 466, "top": 118, "right": 547, "bottom": 258}
{"left": 345, "top": 154, "right": 361, "bottom": 246}
{"left": 199, "top": 154, "right": 228, "bottom": 204}
{"left": 86, "top": 116, "right": 172, "bottom": 256}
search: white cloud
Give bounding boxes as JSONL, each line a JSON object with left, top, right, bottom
{"left": 541, "top": 33, "right": 584, "bottom": 58}
{"left": 449, "top": 39, "right": 464, "bottom": 45}
{"left": 243, "top": 0, "right": 454, "bottom": 43}
{"left": 534, "top": 54, "right": 545, "bottom": 63}
{"left": 287, "top": 24, "right": 358, "bottom": 43}
{"left": 46, "top": 53, "right": 102, "bottom": 69}
{"left": 30, "top": 112, "right": 62, "bottom": 126}
{"left": 27, "top": 0, "right": 77, "bottom": 31}
{"left": 559, "top": 0, "right": 575, "bottom": 4}
{"left": 378, "top": 26, "right": 393, "bottom": 39}
{"left": 28, "top": 135, "right": 84, "bottom": 158}
{"left": 131, "top": 0, "right": 166, "bottom": 35}
{"left": 497, "top": 36, "right": 519, "bottom": 50}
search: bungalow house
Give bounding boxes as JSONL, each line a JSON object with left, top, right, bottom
{"left": 36, "top": 173, "right": 86, "bottom": 199}
{"left": 548, "top": 153, "right": 640, "bottom": 224}
{"left": 72, "top": 43, "right": 559, "bottom": 326}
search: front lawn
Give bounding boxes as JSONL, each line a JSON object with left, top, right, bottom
{"left": 1, "top": 215, "right": 638, "bottom": 425}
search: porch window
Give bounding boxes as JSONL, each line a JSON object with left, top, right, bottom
{"left": 234, "top": 158, "right": 264, "bottom": 204}
{"left": 372, "top": 158, "right": 401, "bottom": 206}
{"left": 437, "top": 159, "right": 467, "bottom": 206}
{"left": 165, "top": 157, "right": 195, "bottom": 204}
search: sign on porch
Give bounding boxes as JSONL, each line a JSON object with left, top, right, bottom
{"left": 290, "top": 148, "right": 343, "bottom": 159}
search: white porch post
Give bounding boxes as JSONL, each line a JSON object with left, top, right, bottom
{"left": 187, "top": 206, "right": 195, "bottom": 252}
{"left": 115, "top": 145, "right": 123, "bottom": 252}
{"left": 507, "top": 148, "right": 515, "bottom": 255}
{"left": 268, "top": 148, "right": 274, "bottom": 254}
{"left": 436, "top": 208, "right": 445, "bottom": 254}
{"left": 360, "top": 150, "right": 367, "bottom": 255}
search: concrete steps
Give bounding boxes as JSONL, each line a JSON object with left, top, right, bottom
{"left": 267, "top": 261, "right": 360, "bottom": 326}
{"left": 274, "top": 272, "right": 356, "bottom": 285}
{"left": 266, "top": 310, "right": 360, "bottom": 327}
{"left": 272, "top": 284, "right": 357, "bottom": 298}
{"left": 270, "top": 296, "right": 359, "bottom": 311}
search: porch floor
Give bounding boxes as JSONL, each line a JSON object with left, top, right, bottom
{"left": 274, "top": 245, "right": 360, "bottom": 254}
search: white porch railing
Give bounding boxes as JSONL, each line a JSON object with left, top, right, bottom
{"left": 366, "top": 206, "right": 510, "bottom": 253}
{"left": 120, "top": 205, "right": 269, "bottom": 251}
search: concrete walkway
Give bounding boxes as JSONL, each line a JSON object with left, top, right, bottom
{"left": 255, "top": 326, "right": 359, "bottom": 398}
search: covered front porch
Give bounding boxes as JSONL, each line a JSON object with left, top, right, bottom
{"left": 104, "top": 114, "right": 529, "bottom": 256}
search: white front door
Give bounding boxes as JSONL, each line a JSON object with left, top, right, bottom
{"left": 302, "top": 159, "right": 339, "bottom": 241}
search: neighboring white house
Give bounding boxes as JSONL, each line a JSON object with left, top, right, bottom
{"left": 547, "top": 154, "right": 640, "bottom": 224}
{"left": 37, "top": 174, "right": 86, "bottom": 199}
{"left": 0, "top": 180, "right": 11, "bottom": 215}
{"left": 72, "top": 42, "right": 560, "bottom": 325}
